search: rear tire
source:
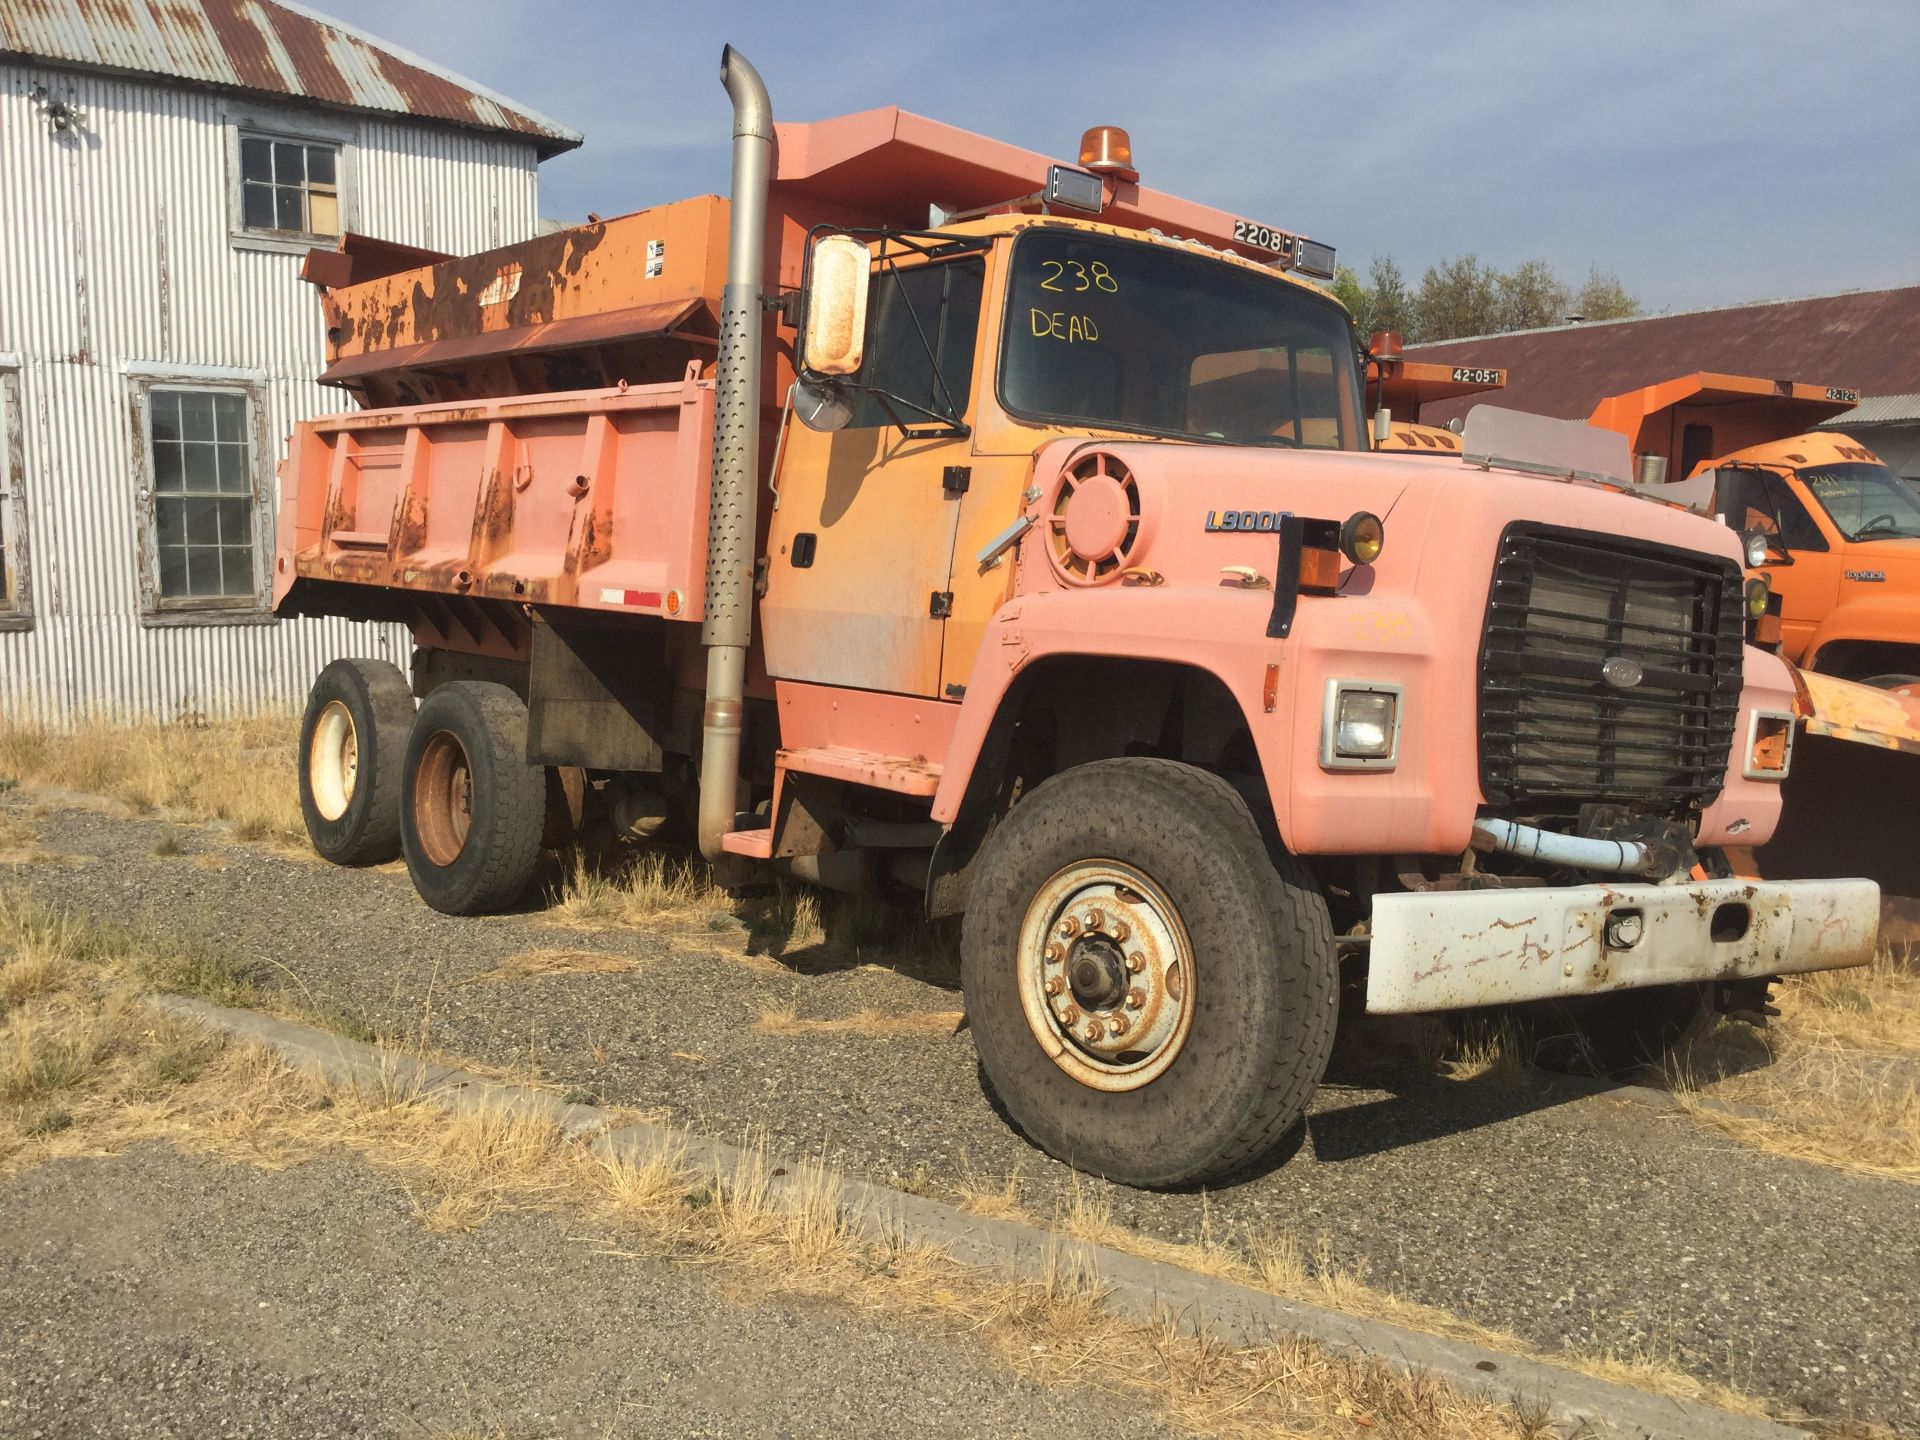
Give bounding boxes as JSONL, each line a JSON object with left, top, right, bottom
{"left": 961, "top": 758, "right": 1336, "bottom": 1188}
{"left": 401, "top": 682, "right": 545, "bottom": 915}
{"left": 298, "top": 658, "right": 415, "bottom": 866}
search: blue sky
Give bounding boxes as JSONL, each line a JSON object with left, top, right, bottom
{"left": 320, "top": 0, "right": 1919, "bottom": 314}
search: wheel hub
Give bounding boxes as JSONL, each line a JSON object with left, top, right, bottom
{"left": 1067, "top": 934, "right": 1128, "bottom": 1010}
{"left": 1015, "top": 860, "right": 1195, "bottom": 1092}
{"left": 308, "top": 700, "right": 359, "bottom": 823}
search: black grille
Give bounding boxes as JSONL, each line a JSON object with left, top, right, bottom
{"left": 1478, "top": 523, "right": 1744, "bottom": 816}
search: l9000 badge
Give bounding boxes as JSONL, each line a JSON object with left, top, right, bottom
{"left": 1205, "top": 509, "right": 1293, "bottom": 533}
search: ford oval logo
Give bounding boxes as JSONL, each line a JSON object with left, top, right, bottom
{"left": 1601, "top": 656, "right": 1644, "bottom": 689}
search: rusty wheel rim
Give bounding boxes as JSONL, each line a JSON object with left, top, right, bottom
{"left": 308, "top": 700, "right": 358, "bottom": 823}
{"left": 1015, "top": 859, "right": 1195, "bottom": 1091}
{"left": 413, "top": 730, "right": 474, "bottom": 868}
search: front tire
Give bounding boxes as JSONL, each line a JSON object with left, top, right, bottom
{"left": 400, "top": 682, "right": 545, "bottom": 915}
{"left": 961, "top": 758, "right": 1336, "bottom": 1188}
{"left": 298, "top": 658, "right": 415, "bottom": 865}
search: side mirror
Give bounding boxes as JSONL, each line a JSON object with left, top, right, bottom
{"left": 802, "top": 234, "right": 871, "bottom": 377}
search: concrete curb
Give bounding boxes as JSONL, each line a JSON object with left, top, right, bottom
{"left": 145, "top": 994, "right": 1810, "bottom": 1440}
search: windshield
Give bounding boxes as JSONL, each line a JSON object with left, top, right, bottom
{"left": 999, "top": 228, "right": 1363, "bottom": 449}
{"left": 1797, "top": 461, "right": 1920, "bottom": 540}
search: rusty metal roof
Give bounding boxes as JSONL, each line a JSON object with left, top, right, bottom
{"left": 0, "top": 0, "right": 581, "bottom": 156}
{"left": 1407, "top": 285, "right": 1920, "bottom": 428}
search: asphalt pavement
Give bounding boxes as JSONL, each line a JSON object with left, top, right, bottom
{"left": 6, "top": 794, "right": 1916, "bottom": 1435}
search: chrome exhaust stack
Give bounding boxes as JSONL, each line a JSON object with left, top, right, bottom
{"left": 698, "top": 45, "right": 774, "bottom": 861}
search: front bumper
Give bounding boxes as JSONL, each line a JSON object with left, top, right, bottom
{"left": 1364, "top": 877, "right": 1880, "bottom": 1014}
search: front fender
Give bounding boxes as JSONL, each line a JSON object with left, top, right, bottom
{"left": 1804, "top": 593, "right": 1920, "bottom": 672}
{"left": 932, "top": 585, "right": 1471, "bottom": 857}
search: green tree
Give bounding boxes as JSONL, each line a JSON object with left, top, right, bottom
{"left": 1330, "top": 264, "right": 1371, "bottom": 329}
{"left": 1495, "top": 258, "right": 1571, "bottom": 332}
{"left": 1414, "top": 254, "right": 1501, "bottom": 342}
{"left": 1366, "top": 255, "right": 1414, "bottom": 341}
{"left": 1571, "top": 264, "right": 1639, "bottom": 321}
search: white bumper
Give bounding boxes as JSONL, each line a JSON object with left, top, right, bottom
{"left": 1365, "top": 877, "right": 1880, "bottom": 1014}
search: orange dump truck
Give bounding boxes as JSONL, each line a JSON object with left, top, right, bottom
{"left": 1364, "top": 336, "right": 1505, "bottom": 457}
{"left": 1588, "top": 372, "right": 1920, "bottom": 901}
{"left": 275, "top": 49, "right": 1877, "bottom": 1187}
{"left": 1590, "top": 372, "right": 1920, "bottom": 685}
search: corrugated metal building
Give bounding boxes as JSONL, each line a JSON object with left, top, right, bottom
{"left": 0, "top": 0, "right": 580, "bottom": 725}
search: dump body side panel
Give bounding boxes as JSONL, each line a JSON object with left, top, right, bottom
{"left": 273, "top": 375, "right": 715, "bottom": 625}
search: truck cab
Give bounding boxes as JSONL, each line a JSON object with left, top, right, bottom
{"left": 1589, "top": 372, "right": 1920, "bottom": 685}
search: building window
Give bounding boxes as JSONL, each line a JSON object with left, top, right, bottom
{"left": 0, "top": 365, "right": 29, "bottom": 630}
{"left": 239, "top": 133, "right": 341, "bottom": 239}
{"left": 132, "top": 379, "right": 272, "bottom": 622}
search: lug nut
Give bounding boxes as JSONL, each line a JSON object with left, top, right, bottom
{"left": 1126, "top": 986, "right": 1145, "bottom": 1010}
{"left": 1126, "top": 952, "right": 1145, "bottom": 973}
{"left": 1084, "top": 1022, "right": 1103, "bottom": 1043}
{"left": 1044, "top": 941, "right": 1064, "bottom": 964}
{"left": 1044, "top": 976, "right": 1064, "bottom": 996}
{"left": 1084, "top": 908, "right": 1105, "bottom": 931}
{"left": 1108, "top": 1017, "right": 1129, "bottom": 1037}
{"left": 1110, "top": 920, "right": 1131, "bottom": 942}
{"left": 1061, "top": 1005, "right": 1080, "bottom": 1025}
{"left": 1057, "top": 917, "right": 1081, "bottom": 939}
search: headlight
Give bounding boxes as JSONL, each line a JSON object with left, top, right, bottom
{"left": 1745, "top": 577, "right": 1770, "bottom": 620}
{"left": 1744, "top": 531, "right": 1770, "bottom": 568}
{"left": 1321, "top": 680, "right": 1403, "bottom": 770}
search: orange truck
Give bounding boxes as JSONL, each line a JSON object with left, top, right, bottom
{"left": 1589, "top": 372, "right": 1920, "bottom": 686}
{"left": 1364, "top": 335, "right": 1506, "bottom": 456}
{"left": 1586, "top": 372, "right": 1920, "bottom": 902}
{"left": 274, "top": 49, "right": 1877, "bottom": 1187}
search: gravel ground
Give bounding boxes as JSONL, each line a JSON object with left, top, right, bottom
{"left": 0, "top": 1142, "right": 1174, "bottom": 1439}
{"left": 7, "top": 793, "right": 1918, "bottom": 1434}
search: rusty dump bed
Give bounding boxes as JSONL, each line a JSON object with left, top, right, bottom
{"left": 308, "top": 106, "right": 1330, "bottom": 408}
{"left": 273, "top": 372, "right": 715, "bottom": 632}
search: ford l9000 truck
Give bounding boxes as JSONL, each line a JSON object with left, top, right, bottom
{"left": 274, "top": 49, "right": 1877, "bottom": 1187}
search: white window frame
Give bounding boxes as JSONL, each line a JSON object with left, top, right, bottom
{"left": 226, "top": 105, "right": 357, "bottom": 256}
{"left": 0, "top": 357, "right": 30, "bottom": 631}
{"left": 125, "top": 366, "right": 277, "bottom": 628}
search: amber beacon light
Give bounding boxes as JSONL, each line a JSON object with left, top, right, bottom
{"left": 1078, "top": 125, "right": 1138, "bottom": 184}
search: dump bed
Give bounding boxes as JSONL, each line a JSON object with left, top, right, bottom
{"left": 273, "top": 370, "right": 715, "bottom": 629}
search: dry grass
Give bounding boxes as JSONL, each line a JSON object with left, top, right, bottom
{"left": 753, "top": 1004, "right": 962, "bottom": 1037}
{"left": 0, "top": 892, "right": 1676, "bottom": 1440}
{"left": 0, "top": 714, "right": 302, "bottom": 849}
{"left": 543, "top": 849, "right": 730, "bottom": 932}
{"left": 473, "top": 948, "right": 645, "bottom": 984}
{"left": 1667, "top": 948, "right": 1920, "bottom": 1181}
{"left": 0, "top": 813, "right": 50, "bottom": 865}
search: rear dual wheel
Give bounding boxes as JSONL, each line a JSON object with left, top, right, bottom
{"left": 962, "top": 758, "right": 1337, "bottom": 1189}
{"left": 400, "top": 682, "right": 545, "bottom": 915}
{"left": 299, "top": 659, "right": 416, "bottom": 865}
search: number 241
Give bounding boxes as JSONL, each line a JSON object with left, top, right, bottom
{"left": 1039, "top": 260, "right": 1119, "bottom": 294}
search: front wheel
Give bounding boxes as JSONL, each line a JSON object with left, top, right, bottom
{"left": 961, "top": 758, "right": 1336, "bottom": 1188}
{"left": 400, "top": 682, "right": 545, "bottom": 915}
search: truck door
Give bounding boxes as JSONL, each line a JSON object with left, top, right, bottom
{"left": 1717, "top": 465, "right": 1839, "bottom": 661}
{"left": 760, "top": 254, "right": 987, "bottom": 697}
